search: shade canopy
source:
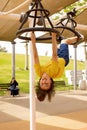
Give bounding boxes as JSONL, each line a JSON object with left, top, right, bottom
{"left": 75, "top": 8, "right": 87, "bottom": 41}
{"left": 0, "top": 0, "right": 78, "bottom": 42}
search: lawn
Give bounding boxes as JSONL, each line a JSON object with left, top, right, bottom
{"left": 0, "top": 52, "right": 85, "bottom": 95}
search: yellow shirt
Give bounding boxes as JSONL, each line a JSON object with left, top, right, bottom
{"left": 34, "top": 58, "right": 65, "bottom": 79}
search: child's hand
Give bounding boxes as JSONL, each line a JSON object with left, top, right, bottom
{"left": 30, "top": 32, "right": 36, "bottom": 43}
{"left": 52, "top": 32, "right": 57, "bottom": 37}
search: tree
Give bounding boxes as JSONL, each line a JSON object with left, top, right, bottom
{"left": 52, "top": 0, "right": 87, "bottom": 21}
{"left": 0, "top": 45, "right": 7, "bottom": 52}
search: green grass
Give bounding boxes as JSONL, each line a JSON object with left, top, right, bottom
{"left": 0, "top": 52, "right": 85, "bottom": 95}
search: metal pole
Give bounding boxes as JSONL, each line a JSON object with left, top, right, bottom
{"left": 25, "top": 43, "right": 29, "bottom": 70}
{"left": 29, "top": 42, "right": 36, "bottom": 130}
{"left": 12, "top": 41, "right": 16, "bottom": 78}
{"left": 29, "top": 3, "right": 36, "bottom": 130}
{"left": 73, "top": 45, "right": 77, "bottom": 90}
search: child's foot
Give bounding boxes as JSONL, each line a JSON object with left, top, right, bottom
{"left": 79, "top": 33, "right": 84, "bottom": 41}
{"left": 61, "top": 34, "right": 84, "bottom": 45}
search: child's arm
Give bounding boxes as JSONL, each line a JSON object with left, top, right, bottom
{"left": 52, "top": 33, "right": 58, "bottom": 61}
{"left": 30, "top": 32, "right": 40, "bottom": 64}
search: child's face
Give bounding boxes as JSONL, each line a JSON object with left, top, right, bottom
{"left": 40, "top": 73, "right": 51, "bottom": 90}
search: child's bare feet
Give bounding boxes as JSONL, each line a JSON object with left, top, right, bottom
{"left": 61, "top": 34, "right": 84, "bottom": 45}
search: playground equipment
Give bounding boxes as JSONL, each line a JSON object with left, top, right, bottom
{"left": 16, "top": 1, "right": 85, "bottom": 130}
{"left": 16, "top": 0, "right": 59, "bottom": 41}
{"left": 16, "top": 1, "right": 59, "bottom": 130}
{"left": 55, "top": 8, "right": 81, "bottom": 44}
{"left": 16, "top": 4, "right": 81, "bottom": 42}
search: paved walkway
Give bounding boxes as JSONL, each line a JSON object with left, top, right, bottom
{"left": 0, "top": 90, "right": 87, "bottom": 130}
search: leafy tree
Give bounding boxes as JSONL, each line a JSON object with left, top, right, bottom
{"left": 0, "top": 45, "right": 7, "bottom": 52}
{"left": 52, "top": 0, "right": 87, "bottom": 20}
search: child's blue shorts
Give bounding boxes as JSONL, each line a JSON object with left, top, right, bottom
{"left": 57, "top": 43, "right": 69, "bottom": 66}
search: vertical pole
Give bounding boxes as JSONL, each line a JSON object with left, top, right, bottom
{"left": 25, "top": 43, "right": 29, "bottom": 70}
{"left": 84, "top": 42, "right": 87, "bottom": 70}
{"left": 29, "top": 42, "right": 36, "bottom": 130}
{"left": 12, "top": 41, "right": 16, "bottom": 78}
{"left": 73, "top": 45, "right": 77, "bottom": 90}
{"left": 29, "top": 2, "right": 36, "bottom": 130}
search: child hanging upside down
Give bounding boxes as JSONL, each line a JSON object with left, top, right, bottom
{"left": 30, "top": 32, "right": 84, "bottom": 102}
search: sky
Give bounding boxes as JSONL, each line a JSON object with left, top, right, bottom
{"left": 0, "top": 40, "right": 86, "bottom": 61}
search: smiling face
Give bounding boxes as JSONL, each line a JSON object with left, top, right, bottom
{"left": 40, "top": 73, "right": 52, "bottom": 90}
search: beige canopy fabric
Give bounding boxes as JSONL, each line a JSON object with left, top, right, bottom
{"left": 75, "top": 8, "right": 87, "bottom": 41}
{"left": 0, "top": 0, "right": 78, "bottom": 42}
{"left": 0, "top": 0, "right": 77, "bottom": 14}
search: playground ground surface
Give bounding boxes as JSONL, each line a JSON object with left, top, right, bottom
{"left": 0, "top": 90, "right": 87, "bottom": 130}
